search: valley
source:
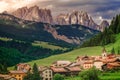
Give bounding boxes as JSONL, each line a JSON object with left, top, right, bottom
{"left": 0, "top": 2, "right": 120, "bottom": 80}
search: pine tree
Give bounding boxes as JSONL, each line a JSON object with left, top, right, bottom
{"left": 32, "top": 63, "right": 41, "bottom": 80}
{"left": 116, "top": 23, "right": 120, "bottom": 33}
{"left": 111, "top": 48, "right": 115, "bottom": 54}
{"left": 0, "top": 63, "right": 8, "bottom": 74}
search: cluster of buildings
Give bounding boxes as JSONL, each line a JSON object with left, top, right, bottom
{"left": 1, "top": 48, "right": 120, "bottom": 80}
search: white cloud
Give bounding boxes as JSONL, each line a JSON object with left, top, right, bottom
{"left": 45, "top": 5, "right": 54, "bottom": 9}
{"left": 0, "top": 0, "right": 52, "bottom": 13}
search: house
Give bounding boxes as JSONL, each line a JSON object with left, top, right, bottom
{"left": 39, "top": 66, "right": 53, "bottom": 80}
{"left": 76, "top": 55, "right": 94, "bottom": 63}
{"left": 51, "top": 61, "right": 71, "bottom": 67}
{"left": 50, "top": 67, "right": 68, "bottom": 76}
{"left": 65, "top": 66, "right": 81, "bottom": 75}
{"left": 50, "top": 66, "right": 81, "bottom": 76}
{"left": 17, "top": 63, "right": 31, "bottom": 72}
{"left": 102, "top": 62, "right": 120, "bottom": 70}
{"left": 9, "top": 70, "right": 26, "bottom": 80}
{"left": 107, "top": 62, "right": 120, "bottom": 69}
{"left": 82, "top": 61, "right": 94, "bottom": 69}
{"left": 0, "top": 74, "right": 17, "bottom": 80}
{"left": 101, "top": 58, "right": 118, "bottom": 63}
{"left": 93, "top": 60, "right": 103, "bottom": 70}
{"left": 76, "top": 56, "right": 94, "bottom": 69}
{"left": 67, "top": 62, "right": 81, "bottom": 67}
{"left": 91, "top": 56, "right": 102, "bottom": 60}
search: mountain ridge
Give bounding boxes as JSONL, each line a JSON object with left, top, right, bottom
{"left": 6, "top": 5, "right": 109, "bottom": 31}
{"left": 0, "top": 13, "right": 99, "bottom": 46}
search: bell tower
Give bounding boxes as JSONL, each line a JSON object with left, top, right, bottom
{"left": 102, "top": 47, "right": 107, "bottom": 59}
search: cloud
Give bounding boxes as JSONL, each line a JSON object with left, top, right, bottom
{"left": 0, "top": 0, "right": 52, "bottom": 12}
{"left": 0, "top": 0, "right": 120, "bottom": 24}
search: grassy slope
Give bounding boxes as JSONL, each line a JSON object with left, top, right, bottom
{"left": 9, "top": 34, "right": 120, "bottom": 70}
{"left": 65, "top": 72, "right": 120, "bottom": 80}
{"left": 0, "top": 37, "right": 65, "bottom": 50}
{"left": 105, "top": 33, "right": 120, "bottom": 53}
{"left": 32, "top": 41, "right": 66, "bottom": 50}
{"left": 27, "top": 34, "right": 120, "bottom": 67}
{"left": 28, "top": 46, "right": 103, "bottom": 66}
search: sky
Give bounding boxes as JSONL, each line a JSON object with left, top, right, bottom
{"left": 0, "top": 0, "right": 120, "bottom": 24}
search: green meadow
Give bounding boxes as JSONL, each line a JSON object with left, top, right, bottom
{"left": 28, "top": 46, "right": 103, "bottom": 66}
{"left": 65, "top": 72, "right": 120, "bottom": 80}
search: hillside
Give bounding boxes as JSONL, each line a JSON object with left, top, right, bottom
{"left": 0, "top": 13, "right": 100, "bottom": 67}
{"left": 19, "top": 14, "right": 120, "bottom": 67}
{"left": 81, "top": 14, "right": 120, "bottom": 47}
{"left": 21, "top": 33, "right": 120, "bottom": 67}
{"left": 26, "top": 46, "right": 103, "bottom": 66}
{"left": 0, "top": 13, "right": 99, "bottom": 46}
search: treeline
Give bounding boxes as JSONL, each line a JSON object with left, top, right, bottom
{"left": 82, "top": 14, "right": 120, "bottom": 47}
{"left": 0, "top": 39, "right": 73, "bottom": 67}
{"left": 0, "top": 22, "right": 75, "bottom": 48}
{"left": 0, "top": 47, "right": 30, "bottom": 67}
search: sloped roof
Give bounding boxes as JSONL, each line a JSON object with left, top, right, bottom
{"left": 65, "top": 66, "right": 81, "bottom": 72}
{"left": 9, "top": 70, "right": 26, "bottom": 74}
{"left": 51, "top": 67, "right": 68, "bottom": 72}
{"left": 107, "top": 62, "right": 120, "bottom": 67}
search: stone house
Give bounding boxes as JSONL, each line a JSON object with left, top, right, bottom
{"left": 51, "top": 61, "right": 71, "bottom": 67}
{"left": 39, "top": 66, "right": 53, "bottom": 80}
{"left": 17, "top": 63, "right": 31, "bottom": 73}
{"left": 93, "top": 60, "right": 103, "bottom": 70}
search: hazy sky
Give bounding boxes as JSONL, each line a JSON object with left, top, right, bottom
{"left": 0, "top": 0, "right": 120, "bottom": 24}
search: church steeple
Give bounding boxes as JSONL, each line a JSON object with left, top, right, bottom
{"left": 102, "top": 47, "right": 107, "bottom": 59}
{"left": 102, "top": 47, "right": 106, "bottom": 53}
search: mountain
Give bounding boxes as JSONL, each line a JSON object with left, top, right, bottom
{"left": 11, "top": 5, "right": 53, "bottom": 23}
{"left": 0, "top": 13, "right": 99, "bottom": 46}
{"left": 81, "top": 14, "right": 120, "bottom": 47}
{"left": 0, "top": 13, "right": 100, "bottom": 66}
{"left": 55, "top": 11, "right": 109, "bottom": 31}
{"left": 9, "top": 6, "right": 109, "bottom": 31}
{"left": 100, "top": 20, "right": 109, "bottom": 31}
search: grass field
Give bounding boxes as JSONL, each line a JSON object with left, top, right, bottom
{"left": 32, "top": 41, "right": 66, "bottom": 50}
{"left": 65, "top": 72, "right": 120, "bottom": 80}
{"left": 100, "top": 72, "right": 120, "bottom": 80}
{"left": 27, "top": 46, "right": 103, "bottom": 66}
{"left": 0, "top": 37, "right": 12, "bottom": 41}
{"left": 0, "top": 37, "right": 66, "bottom": 50}
{"left": 9, "top": 34, "right": 120, "bottom": 69}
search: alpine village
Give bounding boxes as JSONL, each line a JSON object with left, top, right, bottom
{"left": 0, "top": 1, "right": 120, "bottom": 80}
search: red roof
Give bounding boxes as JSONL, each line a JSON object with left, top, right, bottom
{"left": 10, "top": 70, "right": 26, "bottom": 74}
{"left": 65, "top": 66, "right": 81, "bottom": 72}
{"left": 107, "top": 62, "right": 120, "bottom": 67}
{"left": 51, "top": 67, "right": 68, "bottom": 72}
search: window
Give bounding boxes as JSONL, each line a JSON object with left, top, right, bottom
{"left": 19, "top": 78, "right": 21, "bottom": 80}
{"left": 19, "top": 75, "right": 21, "bottom": 77}
{"left": 45, "top": 78, "right": 48, "bottom": 80}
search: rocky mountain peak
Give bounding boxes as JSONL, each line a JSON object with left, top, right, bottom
{"left": 54, "top": 10, "right": 110, "bottom": 31}
{"left": 11, "top": 5, "right": 53, "bottom": 23}
{"left": 55, "top": 10, "right": 100, "bottom": 30}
